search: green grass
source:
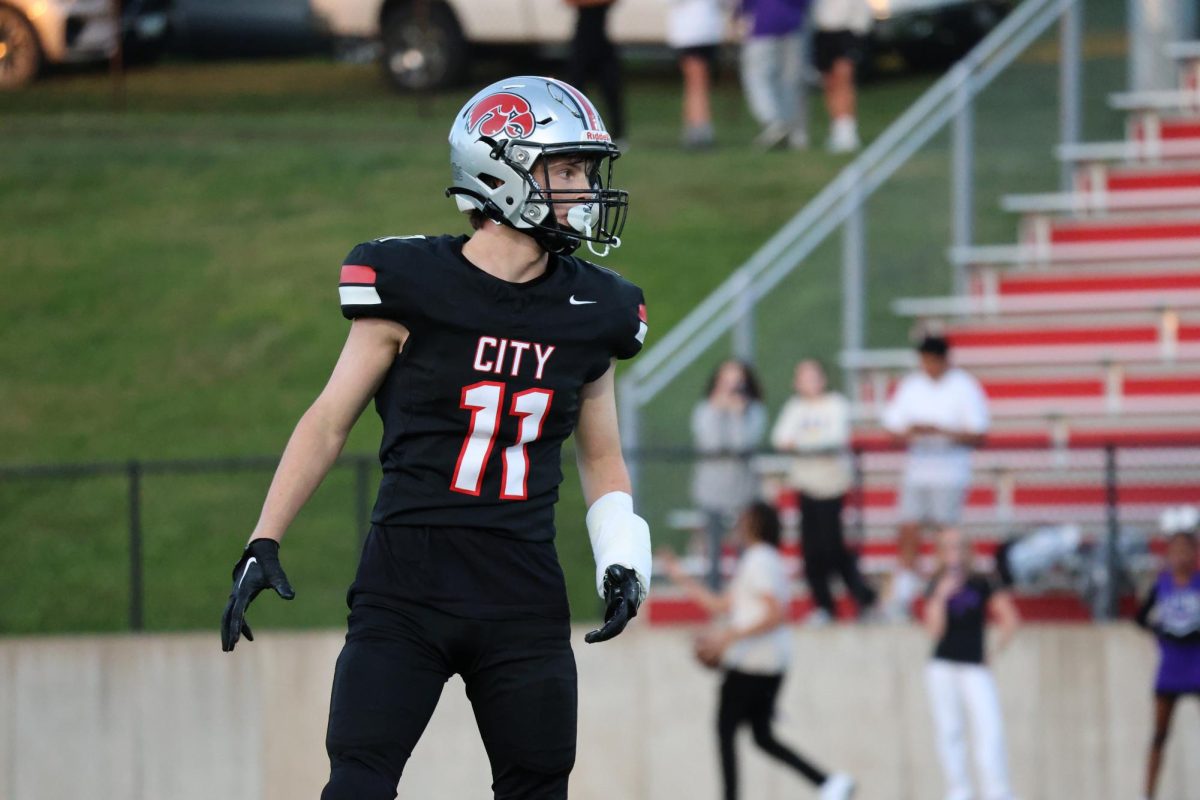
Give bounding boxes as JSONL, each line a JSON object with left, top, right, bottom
{"left": 0, "top": 9, "right": 1129, "bottom": 633}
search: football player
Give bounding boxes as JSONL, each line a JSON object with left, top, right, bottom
{"left": 219, "top": 76, "right": 651, "bottom": 800}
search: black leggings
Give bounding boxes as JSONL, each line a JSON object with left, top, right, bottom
{"left": 801, "top": 493, "right": 876, "bottom": 615}
{"left": 718, "top": 670, "right": 827, "bottom": 800}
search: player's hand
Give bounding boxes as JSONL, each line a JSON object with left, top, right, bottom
{"left": 585, "top": 564, "right": 644, "bottom": 644}
{"left": 220, "top": 538, "right": 295, "bottom": 652}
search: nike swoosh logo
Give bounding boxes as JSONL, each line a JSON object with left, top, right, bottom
{"left": 569, "top": 295, "right": 597, "bottom": 305}
{"left": 237, "top": 557, "right": 257, "bottom": 590}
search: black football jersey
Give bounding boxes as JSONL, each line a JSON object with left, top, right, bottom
{"left": 339, "top": 234, "right": 647, "bottom": 542}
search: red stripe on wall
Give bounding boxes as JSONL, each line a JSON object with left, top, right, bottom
{"left": 645, "top": 594, "right": 1138, "bottom": 624}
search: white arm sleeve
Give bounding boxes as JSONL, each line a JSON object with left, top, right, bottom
{"left": 586, "top": 491, "right": 652, "bottom": 599}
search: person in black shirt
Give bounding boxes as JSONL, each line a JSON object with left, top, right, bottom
{"left": 217, "top": 76, "right": 652, "bottom": 800}
{"left": 923, "top": 528, "right": 1020, "bottom": 800}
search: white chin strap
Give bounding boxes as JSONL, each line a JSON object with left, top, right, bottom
{"left": 568, "top": 203, "right": 621, "bottom": 258}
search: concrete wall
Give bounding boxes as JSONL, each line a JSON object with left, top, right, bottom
{"left": 2, "top": 625, "right": 1197, "bottom": 800}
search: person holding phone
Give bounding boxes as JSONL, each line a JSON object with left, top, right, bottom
{"left": 923, "top": 527, "right": 1020, "bottom": 800}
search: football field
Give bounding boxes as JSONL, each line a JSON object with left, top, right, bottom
{"left": 0, "top": 58, "right": 929, "bottom": 631}
{"left": 0, "top": 23, "right": 1127, "bottom": 634}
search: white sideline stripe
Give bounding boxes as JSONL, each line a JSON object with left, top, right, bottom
{"left": 339, "top": 286, "right": 382, "bottom": 306}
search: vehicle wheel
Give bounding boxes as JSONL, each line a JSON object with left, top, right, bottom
{"left": 0, "top": 5, "right": 41, "bottom": 89}
{"left": 380, "top": 0, "right": 467, "bottom": 92}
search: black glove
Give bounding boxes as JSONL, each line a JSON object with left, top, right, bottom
{"left": 220, "top": 538, "right": 295, "bottom": 652}
{"left": 585, "top": 564, "right": 644, "bottom": 644}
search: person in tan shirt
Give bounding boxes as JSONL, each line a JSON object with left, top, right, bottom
{"left": 771, "top": 360, "right": 876, "bottom": 623}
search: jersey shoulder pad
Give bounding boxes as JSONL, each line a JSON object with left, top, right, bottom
{"left": 338, "top": 235, "right": 433, "bottom": 324}
{"left": 575, "top": 258, "right": 647, "bottom": 361}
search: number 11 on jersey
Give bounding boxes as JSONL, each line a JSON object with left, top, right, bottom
{"left": 451, "top": 381, "right": 554, "bottom": 500}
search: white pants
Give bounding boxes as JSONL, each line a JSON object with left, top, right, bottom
{"left": 925, "top": 660, "right": 1014, "bottom": 800}
{"left": 739, "top": 31, "right": 808, "bottom": 129}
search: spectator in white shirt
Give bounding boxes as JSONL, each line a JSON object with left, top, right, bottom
{"left": 660, "top": 502, "right": 856, "bottom": 800}
{"left": 880, "top": 335, "right": 989, "bottom": 621}
{"left": 771, "top": 360, "right": 876, "bottom": 624}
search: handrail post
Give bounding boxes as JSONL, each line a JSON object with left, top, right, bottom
{"left": 732, "top": 269, "right": 756, "bottom": 362}
{"left": 841, "top": 165, "right": 866, "bottom": 400}
{"left": 1059, "top": 0, "right": 1083, "bottom": 192}
{"left": 1102, "top": 443, "right": 1120, "bottom": 620}
{"left": 951, "top": 66, "right": 974, "bottom": 296}
{"left": 852, "top": 446, "right": 865, "bottom": 543}
{"left": 619, "top": 379, "right": 641, "bottom": 499}
{"left": 128, "top": 460, "right": 144, "bottom": 632}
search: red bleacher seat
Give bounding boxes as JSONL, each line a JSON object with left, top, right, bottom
{"left": 1025, "top": 216, "right": 1200, "bottom": 247}
{"left": 983, "top": 269, "right": 1200, "bottom": 297}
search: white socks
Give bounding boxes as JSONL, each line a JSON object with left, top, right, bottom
{"left": 829, "top": 116, "right": 860, "bottom": 153}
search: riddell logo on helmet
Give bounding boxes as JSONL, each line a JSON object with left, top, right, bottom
{"left": 583, "top": 130, "right": 611, "bottom": 142}
{"left": 466, "top": 92, "right": 537, "bottom": 139}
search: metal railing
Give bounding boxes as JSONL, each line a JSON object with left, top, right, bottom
{"left": 635, "top": 437, "right": 1198, "bottom": 619}
{"left": 0, "top": 454, "right": 376, "bottom": 631}
{"left": 1, "top": 434, "right": 1193, "bottom": 629}
{"left": 618, "top": 0, "right": 1085, "bottom": 481}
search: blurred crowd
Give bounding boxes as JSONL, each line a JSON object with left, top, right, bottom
{"left": 659, "top": 335, "right": 1200, "bottom": 800}
{"left": 571, "top": 0, "right": 871, "bottom": 152}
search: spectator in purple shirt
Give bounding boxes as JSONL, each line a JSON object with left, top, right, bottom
{"left": 1136, "top": 529, "right": 1200, "bottom": 800}
{"left": 738, "top": 0, "right": 811, "bottom": 149}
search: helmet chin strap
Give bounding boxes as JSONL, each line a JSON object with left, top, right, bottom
{"left": 567, "top": 204, "right": 621, "bottom": 258}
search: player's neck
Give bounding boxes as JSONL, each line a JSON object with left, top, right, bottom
{"left": 463, "top": 224, "right": 550, "bottom": 284}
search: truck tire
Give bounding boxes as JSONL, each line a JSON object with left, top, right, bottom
{"left": 380, "top": 0, "right": 467, "bottom": 92}
{"left": 0, "top": 5, "right": 41, "bottom": 89}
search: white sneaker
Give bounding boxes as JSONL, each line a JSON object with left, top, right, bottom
{"left": 827, "top": 117, "right": 860, "bottom": 153}
{"left": 805, "top": 608, "right": 833, "bottom": 627}
{"left": 820, "top": 772, "right": 855, "bottom": 800}
{"left": 788, "top": 128, "right": 809, "bottom": 150}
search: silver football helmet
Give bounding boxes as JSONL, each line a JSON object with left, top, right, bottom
{"left": 446, "top": 75, "right": 628, "bottom": 257}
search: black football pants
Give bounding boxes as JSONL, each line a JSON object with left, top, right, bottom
{"left": 321, "top": 598, "right": 577, "bottom": 800}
